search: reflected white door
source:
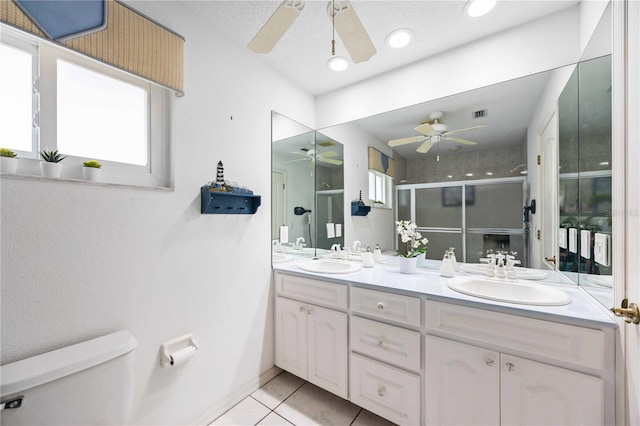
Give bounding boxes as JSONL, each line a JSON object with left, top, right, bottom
{"left": 540, "top": 111, "right": 558, "bottom": 270}
{"left": 272, "top": 171, "right": 286, "bottom": 241}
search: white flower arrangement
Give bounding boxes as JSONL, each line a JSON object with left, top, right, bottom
{"left": 396, "top": 220, "right": 428, "bottom": 258}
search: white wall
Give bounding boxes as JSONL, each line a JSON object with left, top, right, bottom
{"left": 315, "top": 5, "right": 581, "bottom": 128}
{"left": 0, "top": 2, "right": 314, "bottom": 425}
{"left": 320, "top": 123, "right": 395, "bottom": 252}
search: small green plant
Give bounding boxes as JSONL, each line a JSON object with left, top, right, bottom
{"left": 0, "top": 148, "right": 17, "bottom": 158}
{"left": 40, "top": 149, "right": 66, "bottom": 163}
{"left": 83, "top": 160, "right": 102, "bottom": 169}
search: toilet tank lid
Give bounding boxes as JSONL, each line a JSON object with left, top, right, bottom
{"left": 1, "top": 330, "right": 137, "bottom": 397}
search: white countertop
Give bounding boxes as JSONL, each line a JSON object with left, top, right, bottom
{"left": 272, "top": 257, "right": 617, "bottom": 329}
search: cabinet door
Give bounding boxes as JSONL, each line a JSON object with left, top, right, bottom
{"left": 307, "top": 305, "right": 348, "bottom": 399}
{"left": 275, "top": 297, "right": 308, "bottom": 380}
{"left": 425, "top": 335, "right": 500, "bottom": 426}
{"left": 501, "top": 354, "right": 604, "bottom": 426}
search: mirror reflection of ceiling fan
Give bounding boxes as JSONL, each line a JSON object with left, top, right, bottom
{"left": 287, "top": 148, "right": 344, "bottom": 166}
{"left": 388, "top": 111, "right": 488, "bottom": 154}
{"left": 248, "top": 0, "right": 376, "bottom": 64}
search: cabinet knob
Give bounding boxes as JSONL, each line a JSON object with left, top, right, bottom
{"left": 485, "top": 358, "right": 495, "bottom": 367}
{"left": 377, "top": 386, "right": 386, "bottom": 397}
{"left": 377, "top": 302, "right": 385, "bottom": 310}
{"left": 299, "top": 306, "right": 305, "bottom": 312}
{"left": 506, "top": 362, "right": 516, "bottom": 372}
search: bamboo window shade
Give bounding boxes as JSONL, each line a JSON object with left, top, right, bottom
{"left": 368, "top": 147, "right": 395, "bottom": 178}
{"left": 1, "top": 0, "right": 184, "bottom": 95}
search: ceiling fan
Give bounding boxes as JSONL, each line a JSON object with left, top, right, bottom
{"left": 388, "top": 111, "right": 488, "bottom": 154}
{"left": 286, "top": 148, "right": 344, "bottom": 166}
{"left": 248, "top": 0, "right": 376, "bottom": 64}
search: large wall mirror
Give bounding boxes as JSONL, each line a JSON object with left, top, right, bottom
{"left": 271, "top": 112, "right": 344, "bottom": 260}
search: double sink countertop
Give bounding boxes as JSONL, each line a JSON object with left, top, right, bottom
{"left": 272, "top": 256, "right": 617, "bottom": 329}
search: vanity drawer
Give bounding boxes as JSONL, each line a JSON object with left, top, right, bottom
{"left": 275, "top": 273, "right": 347, "bottom": 309}
{"left": 349, "top": 353, "right": 420, "bottom": 426}
{"left": 424, "top": 301, "right": 606, "bottom": 371}
{"left": 350, "top": 287, "right": 421, "bottom": 327}
{"left": 350, "top": 316, "right": 421, "bottom": 372}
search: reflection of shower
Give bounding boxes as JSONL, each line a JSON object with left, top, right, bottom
{"left": 294, "top": 207, "right": 313, "bottom": 247}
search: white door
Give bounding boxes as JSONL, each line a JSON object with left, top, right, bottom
{"left": 540, "top": 111, "right": 558, "bottom": 270}
{"left": 501, "top": 354, "right": 604, "bottom": 426}
{"left": 622, "top": 1, "right": 640, "bottom": 423}
{"left": 307, "top": 305, "right": 348, "bottom": 398}
{"left": 274, "top": 297, "right": 307, "bottom": 379}
{"left": 272, "top": 171, "right": 286, "bottom": 241}
{"left": 425, "top": 335, "right": 499, "bottom": 426}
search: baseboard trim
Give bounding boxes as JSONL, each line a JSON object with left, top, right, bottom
{"left": 191, "top": 366, "right": 283, "bottom": 425}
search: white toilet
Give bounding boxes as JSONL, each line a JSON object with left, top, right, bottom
{"left": 0, "top": 330, "right": 137, "bottom": 425}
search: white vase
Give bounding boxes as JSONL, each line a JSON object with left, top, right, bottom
{"left": 40, "top": 161, "right": 62, "bottom": 178}
{"left": 1, "top": 157, "right": 19, "bottom": 174}
{"left": 82, "top": 167, "right": 102, "bottom": 181}
{"left": 398, "top": 256, "right": 418, "bottom": 274}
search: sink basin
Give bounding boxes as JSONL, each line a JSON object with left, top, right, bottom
{"left": 459, "top": 263, "right": 548, "bottom": 280}
{"left": 272, "top": 253, "right": 292, "bottom": 263}
{"left": 447, "top": 277, "right": 570, "bottom": 306}
{"left": 298, "top": 259, "right": 362, "bottom": 274}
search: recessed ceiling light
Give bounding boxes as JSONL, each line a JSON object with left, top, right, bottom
{"left": 599, "top": 161, "right": 610, "bottom": 166}
{"left": 466, "top": 173, "right": 474, "bottom": 177}
{"left": 327, "top": 56, "right": 348, "bottom": 72}
{"left": 464, "top": 0, "right": 496, "bottom": 17}
{"left": 386, "top": 29, "right": 414, "bottom": 48}
{"left": 520, "top": 170, "right": 528, "bottom": 175}
{"left": 447, "top": 175, "right": 453, "bottom": 179}
{"left": 486, "top": 172, "right": 493, "bottom": 176}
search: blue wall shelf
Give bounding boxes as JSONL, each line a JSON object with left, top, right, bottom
{"left": 201, "top": 187, "right": 261, "bottom": 214}
{"left": 351, "top": 202, "right": 371, "bottom": 216}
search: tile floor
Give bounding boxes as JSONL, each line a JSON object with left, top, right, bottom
{"left": 210, "top": 371, "right": 397, "bottom": 426}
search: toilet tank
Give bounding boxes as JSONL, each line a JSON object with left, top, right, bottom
{"left": 0, "top": 331, "right": 137, "bottom": 426}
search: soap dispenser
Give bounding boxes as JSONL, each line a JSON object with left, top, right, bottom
{"left": 373, "top": 244, "right": 383, "bottom": 263}
{"left": 440, "top": 251, "right": 456, "bottom": 278}
{"left": 448, "top": 247, "right": 458, "bottom": 271}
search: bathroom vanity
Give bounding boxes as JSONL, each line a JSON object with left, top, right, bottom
{"left": 272, "top": 260, "right": 616, "bottom": 426}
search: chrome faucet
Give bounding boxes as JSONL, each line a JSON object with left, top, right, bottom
{"left": 295, "top": 237, "right": 306, "bottom": 250}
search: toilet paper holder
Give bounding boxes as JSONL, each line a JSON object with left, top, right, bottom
{"left": 160, "top": 334, "right": 199, "bottom": 368}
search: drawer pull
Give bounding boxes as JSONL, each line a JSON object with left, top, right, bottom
{"left": 377, "top": 302, "right": 385, "bottom": 310}
{"left": 485, "top": 358, "right": 495, "bottom": 367}
{"left": 299, "top": 306, "right": 305, "bottom": 312}
{"left": 377, "top": 339, "right": 385, "bottom": 348}
{"left": 377, "top": 386, "right": 386, "bottom": 397}
{"left": 506, "top": 362, "right": 516, "bottom": 372}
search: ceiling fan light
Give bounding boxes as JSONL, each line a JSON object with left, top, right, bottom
{"left": 464, "top": 0, "right": 496, "bottom": 17}
{"left": 386, "top": 29, "right": 413, "bottom": 49}
{"left": 328, "top": 56, "right": 349, "bottom": 72}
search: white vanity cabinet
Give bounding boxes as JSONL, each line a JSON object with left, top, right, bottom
{"left": 274, "top": 273, "right": 348, "bottom": 399}
{"left": 425, "top": 301, "right": 609, "bottom": 426}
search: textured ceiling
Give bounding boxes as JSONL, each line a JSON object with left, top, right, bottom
{"left": 177, "top": 0, "right": 580, "bottom": 95}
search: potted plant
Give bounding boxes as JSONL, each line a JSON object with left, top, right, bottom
{"left": 395, "top": 220, "right": 428, "bottom": 274}
{"left": 0, "top": 148, "right": 19, "bottom": 174}
{"left": 39, "top": 149, "right": 66, "bottom": 178}
{"left": 82, "top": 160, "right": 102, "bottom": 181}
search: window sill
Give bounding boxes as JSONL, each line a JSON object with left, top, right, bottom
{"left": 372, "top": 203, "right": 392, "bottom": 210}
{"left": 0, "top": 172, "right": 174, "bottom": 192}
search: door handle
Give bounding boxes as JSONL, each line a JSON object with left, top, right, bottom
{"left": 611, "top": 299, "right": 640, "bottom": 324}
{"left": 545, "top": 255, "right": 556, "bottom": 264}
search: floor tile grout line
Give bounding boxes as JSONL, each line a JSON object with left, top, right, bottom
{"left": 271, "top": 380, "right": 308, "bottom": 412}
{"left": 349, "top": 407, "right": 364, "bottom": 426}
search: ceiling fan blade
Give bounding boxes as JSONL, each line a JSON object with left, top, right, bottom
{"left": 318, "top": 151, "right": 339, "bottom": 158}
{"left": 248, "top": 1, "right": 304, "bottom": 54}
{"left": 388, "top": 135, "right": 425, "bottom": 147}
{"left": 319, "top": 158, "right": 343, "bottom": 165}
{"left": 443, "top": 125, "right": 488, "bottom": 136}
{"left": 416, "top": 140, "right": 435, "bottom": 154}
{"left": 445, "top": 137, "right": 478, "bottom": 145}
{"left": 332, "top": 1, "right": 376, "bottom": 63}
{"left": 414, "top": 123, "right": 435, "bottom": 135}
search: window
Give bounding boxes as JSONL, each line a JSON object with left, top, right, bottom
{"left": 369, "top": 170, "right": 392, "bottom": 208}
{"left": 57, "top": 60, "right": 149, "bottom": 166}
{"left": 1, "top": 25, "right": 172, "bottom": 188}
{"left": 0, "top": 34, "right": 38, "bottom": 156}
